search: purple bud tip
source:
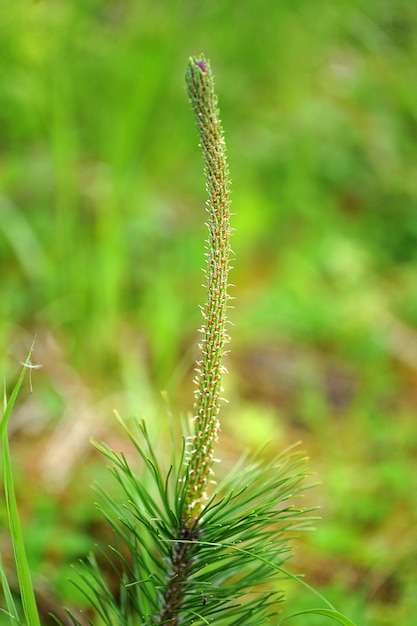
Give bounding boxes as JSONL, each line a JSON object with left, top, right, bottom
{"left": 195, "top": 59, "right": 207, "bottom": 73}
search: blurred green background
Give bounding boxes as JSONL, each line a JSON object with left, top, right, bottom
{"left": 1, "top": 1, "right": 417, "bottom": 624}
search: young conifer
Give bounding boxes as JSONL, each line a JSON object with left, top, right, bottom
{"left": 63, "top": 55, "right": 317, "bottom": 626}
{"left": 1, "top": 55, "right": 357, "bottom": 626}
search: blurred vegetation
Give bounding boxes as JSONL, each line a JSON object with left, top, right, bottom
{"left": 1, "top": 1, "right": 417, "bottom": 624}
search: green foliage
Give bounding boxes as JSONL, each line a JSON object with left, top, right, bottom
{"left": 0, "top": 48, "right": 356, "bottom": 626}
{"left": 0, "top": 553, "right": 19, "bottom": 625}
{"left": 63, "top": 419, "right": 314, "bottom": 625}
{"left": 1, "top": 2, "right": 416, "bottom": 624}
{"left": 1, "top": 343, "right": 41, "bottom": 626}
{"left": 280, "top": 608, "right": 358, "bottom": 626}
{"left": 1, "top": 0, "right": 415, "bottom": 381}
{"left": 53, "top": 54, "right": 354, "bottom": 626}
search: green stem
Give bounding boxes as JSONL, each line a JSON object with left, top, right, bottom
{"left": 158, "top": 54, "right": 232, "bottom": 625}
{"left": 183, "top": 55, "right": 232, "bottom": 521}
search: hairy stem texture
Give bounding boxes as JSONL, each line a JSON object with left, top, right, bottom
{"left": 184, "top": 55, "right": 232, "bottom": 521}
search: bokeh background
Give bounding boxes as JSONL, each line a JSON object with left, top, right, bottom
{"left": 1, "top": 1, "right": 417, "bottom": 624}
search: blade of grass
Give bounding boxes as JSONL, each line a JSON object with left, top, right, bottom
{"left": 3, "top": 430, "right": 41, "bottom": 626}
{"left": 2, "top": 340, "right": 41, "bottom": 626}
{"left": 0, "top": 554, "right": 20, "bottom": 624}
{"left": 0, "top": 337, "right": 36, "bottom": 442}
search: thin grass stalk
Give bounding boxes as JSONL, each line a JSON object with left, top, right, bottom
{"left": 2, "top": 344, "right": 41, "bottom": 626}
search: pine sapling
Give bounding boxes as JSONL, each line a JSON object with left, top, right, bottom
{"left": 63, "top": 55, "right": 319, "bottom": 626}
{"left": 0, "top": 56, "right": 358, "bottom": 626}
